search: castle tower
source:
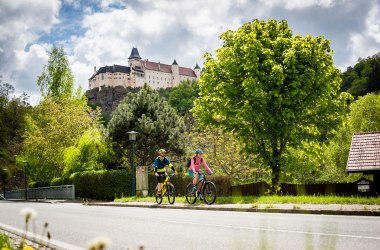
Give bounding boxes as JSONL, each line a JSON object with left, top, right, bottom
{"left": 194, "top": 63, "right": 201, "bottom": 78}
{"left": 128, "top": 47, "right": 142, "bottom": 67}
{"left": 128, "top": 47, "right": 142, "bottom": 87}
{"left": 171, "top": 59, "right": 179, "bottom": 86}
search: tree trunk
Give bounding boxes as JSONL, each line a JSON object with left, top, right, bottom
{"left": 270, "top": 164, "right": 281, "bottom": 194}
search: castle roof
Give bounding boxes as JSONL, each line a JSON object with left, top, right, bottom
{"left": 128, "top": 47, "right": 142, "bottom": 60}
{"left": 143, "top": 60, "right": 196, "bottom": 77}
{"left": 179, "top": 67, "right": 197, "bottom": 77}
{"left": 89, "top": 65, "right": 130, "bottom": 81}
{"left": 144, "top": 60, "right": 172, "bottom": 73}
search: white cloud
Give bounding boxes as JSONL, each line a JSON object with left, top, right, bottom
{"left": 366, "top": 3, "right": 380, "bottom": 43}
{"left": 345, "top": 1, "right": 380, "bottom": 69}
{"left": 261, "top": 0, "right": 335, "bottom": 9}
{"left": 0, "top": 0, "right": 60, "bottom": 104}
{"left": 11, "top": 44, "right": 49, "bottom": 104}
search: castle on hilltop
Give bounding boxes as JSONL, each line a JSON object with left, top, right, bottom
{"left": 88, "top": 47, "right": 201, "bottom": 90}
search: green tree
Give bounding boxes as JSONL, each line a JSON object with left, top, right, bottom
{"left": 21, "top": 97, "right": 98, "bottom": 182}
{"left": 193, "top": 19, "right": 350, "bottom": 193}
{"left": 350, "top": 93, "right": 380, "bottom": 132}
{"left": 63, "top": 127, "right": 113, "bottom": 175}
{"left": 107, "top": 84, "right": 186, "bottom": 166}
{"left": 37, "top": 46, "right": 74, "bottom": 100}
{"left": 186, "top": 128, "right": 265, "bottom": 184}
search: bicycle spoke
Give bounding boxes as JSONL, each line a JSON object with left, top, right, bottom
{"left": 185, "top": 183, "right": 197, "bottom": 204}
{"left": 167, "top": 183, "right": 176, "bottom": 204}
{"left": 202, "top": 182, "right": 216, "bottom": 205}
{"left": 155, "top": 187, "right": 163, "bottom": 204}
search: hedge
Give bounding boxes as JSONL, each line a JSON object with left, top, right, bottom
{"left": 51, "top": 170, "right": 232, "bottom": 200}
{"left": 51, "top": 170, "right": 132, "bottom": 200}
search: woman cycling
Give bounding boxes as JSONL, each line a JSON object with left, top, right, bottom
{"left": 188, "top": 149, "right": 213, "bottom": 200}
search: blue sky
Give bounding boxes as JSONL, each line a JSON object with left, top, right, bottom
{"left": 1, "top": 0, "right": 380, "bottom": 105}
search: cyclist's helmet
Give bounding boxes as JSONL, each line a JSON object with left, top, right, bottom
{"left": 158, "top": 149, "right": 166, "bottom": 154}
{"left": 195, "top": 149, "right": 203, "bottom": 155}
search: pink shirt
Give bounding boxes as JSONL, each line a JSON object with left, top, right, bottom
{"left": 189, "top": 156, "right": 213, "bottom": 174}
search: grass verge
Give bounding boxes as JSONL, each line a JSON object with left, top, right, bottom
{"left": 115, "top": 195, "right": 380, "bottom": 205}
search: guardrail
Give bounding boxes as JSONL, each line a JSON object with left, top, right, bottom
{"left": 4, "top": 185, "right": 75, "bottom": 200}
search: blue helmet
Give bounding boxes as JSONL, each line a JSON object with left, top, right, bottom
{"left": 195, "top": 149, "right": 204, "bottom": 155}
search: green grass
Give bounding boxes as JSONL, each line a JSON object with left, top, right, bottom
{"left": 115, "top": 195, "right": 380, "bottom": 205}
{"left": 217, "top": 195, "right": 380, "bottom": 205}
{"left": 115, "top": 196, "right": 187, "bottom": 203}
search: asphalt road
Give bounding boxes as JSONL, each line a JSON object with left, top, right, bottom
{"left": 1, "top": 201, "right": 380, "bottom": 250}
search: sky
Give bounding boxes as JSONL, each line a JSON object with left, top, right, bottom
{"left": 1, "top": 0, "right": 380, "bottom": 105}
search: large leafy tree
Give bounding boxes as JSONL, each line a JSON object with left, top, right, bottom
{"left": 193, "top": 19, "right": 350, "bottom": 192}
{"left": 21, "top": 45, "right": 100, "bottom": 182}
{"left": 108, "top": 84, "right": 186, "bottom": 166}
{"left": 37, "top": 46, "right": 74, "bottom": 100}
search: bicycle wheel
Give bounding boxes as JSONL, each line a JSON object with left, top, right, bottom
{"left": 185, "top": 183, "right": 197, "bottom": 204}
{"left": 202, "top": 181, "right": 217, "bottom": 205}
{"left": 155, "top": 186, "right": 163, "bottom": 204}
{"left": 166, "top": 183, "right": 176, "bottom": 204}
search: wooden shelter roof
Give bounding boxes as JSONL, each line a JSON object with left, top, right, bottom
{"left": 346, "top": 132, "right": 380, "bottom": 173}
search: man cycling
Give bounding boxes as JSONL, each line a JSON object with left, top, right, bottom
{"left": 188, "top": 149, "right": 213, "bottom": 200}
{"left": 154, "top": 149, "right": 176, "bottom": 198}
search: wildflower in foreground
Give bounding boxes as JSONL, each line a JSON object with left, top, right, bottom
{"left": 87, "top": 236, "right": 112, "bottom": 250}
{"left": 23, "top": 246, "right": 35, "bottom": 250}
{"left": 20, "top": 207, "right": 37, "bottom": 223}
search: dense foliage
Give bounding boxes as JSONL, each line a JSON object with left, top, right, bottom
{"left": 0, "top": 82, "right": 30, "bottom": 167}
{"left": 63, "top": 127, "right": 115, "bottom": 175}
{"left": 193, "top": 19, "right": 350, "bottom": 192}
{"left": 168, "top": 80, "right": 199, "bottom": 115}
{"left": 341, "top": 53, "right": 380, "bottom": 98}
{"left": 322, "top": 93, "right": 380, "bottom": 182}
{"left": 21, "top": 97, "right": 99, "bottom": 182}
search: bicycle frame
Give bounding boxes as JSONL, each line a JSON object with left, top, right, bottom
{"left": 195, "top": 171, "right": 208, "bottom": 190}
{"left": 161, "top": 175, "right": 170, "bottom": 194}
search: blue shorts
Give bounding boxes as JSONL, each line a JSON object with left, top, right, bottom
{"left": 188, "top": 170, "right": 203, "bottom": 180}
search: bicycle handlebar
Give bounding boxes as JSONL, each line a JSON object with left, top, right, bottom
{"left": 197, "top": 170, "right": 212, "bottom": 175}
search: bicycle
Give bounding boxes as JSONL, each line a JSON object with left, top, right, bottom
{"left": 155, "top": 173, "right": 176, "bottom": 204}
{"left": 185, "top": 171, "right": 217, "bottom": 205}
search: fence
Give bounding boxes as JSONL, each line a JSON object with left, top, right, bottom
{"left": 4, "top": 185, "right": 75, "bottom": 200}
